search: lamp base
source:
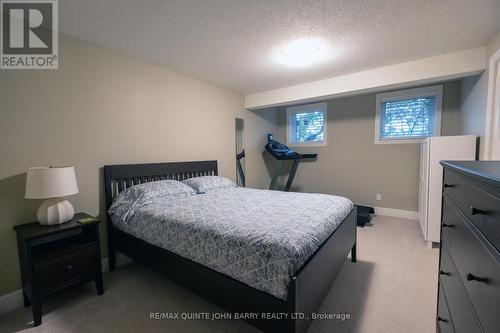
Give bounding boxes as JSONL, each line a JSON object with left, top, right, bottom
{"left": 36, "top": 198, "right": 75, "bottom": 225}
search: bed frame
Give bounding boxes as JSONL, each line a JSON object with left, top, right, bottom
{"left": 104, "top": 160, "right": 357, "bottom": 333}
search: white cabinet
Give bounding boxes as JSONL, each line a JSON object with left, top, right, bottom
{"left": 419, "top": 135, "right": 476, "bottom": 244}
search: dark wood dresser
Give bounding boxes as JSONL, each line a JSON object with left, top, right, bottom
{"left": 438, "top": 161, "right": 500, "bottom": 333}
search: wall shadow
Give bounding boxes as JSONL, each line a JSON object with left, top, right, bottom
{"left": 261, "top": 149, "right": 276, "bottom": 186}
{"left": 460, "top": 75, "right": 480, "bottom": 102}
{"left": 0, "top": 173, "right": 40, "bottom": 296}
{"left": 0, "top": 173, "right": 40, "bottom": 225}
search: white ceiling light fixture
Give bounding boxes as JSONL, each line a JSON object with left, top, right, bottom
{"left": 272, "top": 37, "right": 331, "bottom": 68}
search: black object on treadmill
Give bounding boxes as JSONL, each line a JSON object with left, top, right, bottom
{"left": 265, "top": 134, "right": 317, "bottom": 191}
{"left": 265, "top": 136, "right": 300, "bottom": 160}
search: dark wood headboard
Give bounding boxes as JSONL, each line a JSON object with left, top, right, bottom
{"left": 103, "top": 160, "right": 218, "bottom": 210}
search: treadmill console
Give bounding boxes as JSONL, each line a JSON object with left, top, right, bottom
{"left": 265, "top": 135, "right": 301, "bottom": 160}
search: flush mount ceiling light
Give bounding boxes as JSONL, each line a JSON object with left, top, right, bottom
{"left": 272, "top": 37, "right": 331, "bottom": 68}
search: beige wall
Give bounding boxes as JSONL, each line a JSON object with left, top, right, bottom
{"left": 441, "top": 80, "right": 466, "bottom": 135}
{"left": 460, "top": 74, "right": 487, "bottom": 155}
{"left": 0, "top": 35, "right": 278, "bottom": 296}
{"left": 274, "top": 81, "right": 462, "bottom": 212}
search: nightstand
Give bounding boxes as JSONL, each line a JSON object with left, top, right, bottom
{"left": 13, "top": 213, "right": 104, "bottom": 326}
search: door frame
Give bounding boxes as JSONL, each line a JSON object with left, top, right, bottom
{"left": 484, "top": 48, "right": 500, "bottom": 160}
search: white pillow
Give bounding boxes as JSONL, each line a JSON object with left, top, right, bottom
{"left": 182, "top": 176, "right": 236, "bottom": 193}
{"left": 108, "top": 180, "right": 196, "bottom": 222}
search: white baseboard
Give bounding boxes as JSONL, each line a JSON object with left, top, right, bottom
{"left": 0, "top": 254, "right": 132, "bottom": 316}
{"left": 374, "top": 207, "right": 418, "bottom": 220}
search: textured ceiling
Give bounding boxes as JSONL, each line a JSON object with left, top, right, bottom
{"left": 59, "top": 0, "right": 500, "bottom": 94}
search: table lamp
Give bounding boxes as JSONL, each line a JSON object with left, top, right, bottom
{"left": 25, "top": 166, "right": 79, "bottom": 225}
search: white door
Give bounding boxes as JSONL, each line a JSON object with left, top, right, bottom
{"left": 418, "top": 139, "right": 429, "bottom": 238}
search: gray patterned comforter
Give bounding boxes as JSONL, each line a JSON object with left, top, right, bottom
{"left": 111, "top": 187, "right": 353, "bottom": 300}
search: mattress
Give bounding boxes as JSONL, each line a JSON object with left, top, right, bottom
{"left": 110, "top": 187, "right": 353, "bottom": 300}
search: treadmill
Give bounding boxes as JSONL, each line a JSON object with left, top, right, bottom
{"left": 265, "top": 134, "right": 317, "bottom": 191}
{"left": 265, "top": 134, "right": 374, "bottom": 227}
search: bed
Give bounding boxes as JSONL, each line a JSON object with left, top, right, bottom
{"left": 104, "top": 160, "right": 357, "bottom": 333}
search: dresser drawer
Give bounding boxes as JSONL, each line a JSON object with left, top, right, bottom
{"left": 437, "top": 283, "right": 454, "bottom": 333}
{"left": 439, "top": 242, "right": 482, "bottom": 333}
{"left": 33, "top": 243, "right": 98, "bottom": 292}
{"left": 443, "top": 170, "right": 500, "bottom": 252}
{"left": 442, "top": 199, "right": 500, "bottom": 333}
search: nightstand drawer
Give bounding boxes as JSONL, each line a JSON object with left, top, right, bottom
{"left": 33, "top": 243, "right": 98, "bottom": 291}
{"left": 443, "top": 170, "right": 500, "bottom": 252}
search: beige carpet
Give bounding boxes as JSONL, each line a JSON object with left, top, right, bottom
{"left": 0, "top": 215, "right": 439, "bottom": 333}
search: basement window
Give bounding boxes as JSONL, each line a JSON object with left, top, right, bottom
{"left": 287, "top": 102, "right": 327, "bottom": 146}
{"left": 375, "top": 85, "right": 443, "bottom": 144}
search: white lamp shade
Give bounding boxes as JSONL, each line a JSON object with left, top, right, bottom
{"left": 25, "top": 166, "right": 79, "bottom": 199}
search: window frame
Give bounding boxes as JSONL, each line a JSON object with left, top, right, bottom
{"left": 374, "top": 85, "right": 443, "bottom": 144}
{"left": 286, "top": 102, "right": 328, "bottom": 147}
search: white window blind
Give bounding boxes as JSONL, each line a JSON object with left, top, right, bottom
{"left": 375, "top": 85, "right": 442, "bottom": 144}
{"left": 287, "top": 102, "right": 327, "bottom": 146}
{"left": 380, "top": 96, "right": 437, "bottom": 139}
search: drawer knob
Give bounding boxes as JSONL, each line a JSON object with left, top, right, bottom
{"left": 437, "top": 316, "right": 448, "bottom": 322}
{"left": 68, "top": 265, "right": 73, "bottom": 271}
{"left": 439, "top": 270, "right": 449, "bottom": 276}
{"left": 442, "top": 223, "right": 453, "bottom": 228}
{"left": 466, "top": 272, "right": 488, "bottom": 283}
{"left": 443, "top": 183, "right": 454, "bottom": 188}
{"left": 470, "top": 206, "right": 487, "bottom": 216}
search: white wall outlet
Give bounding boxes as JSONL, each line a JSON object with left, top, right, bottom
{"left": 376, "top": 193, "right": 382, "bottom": 201}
